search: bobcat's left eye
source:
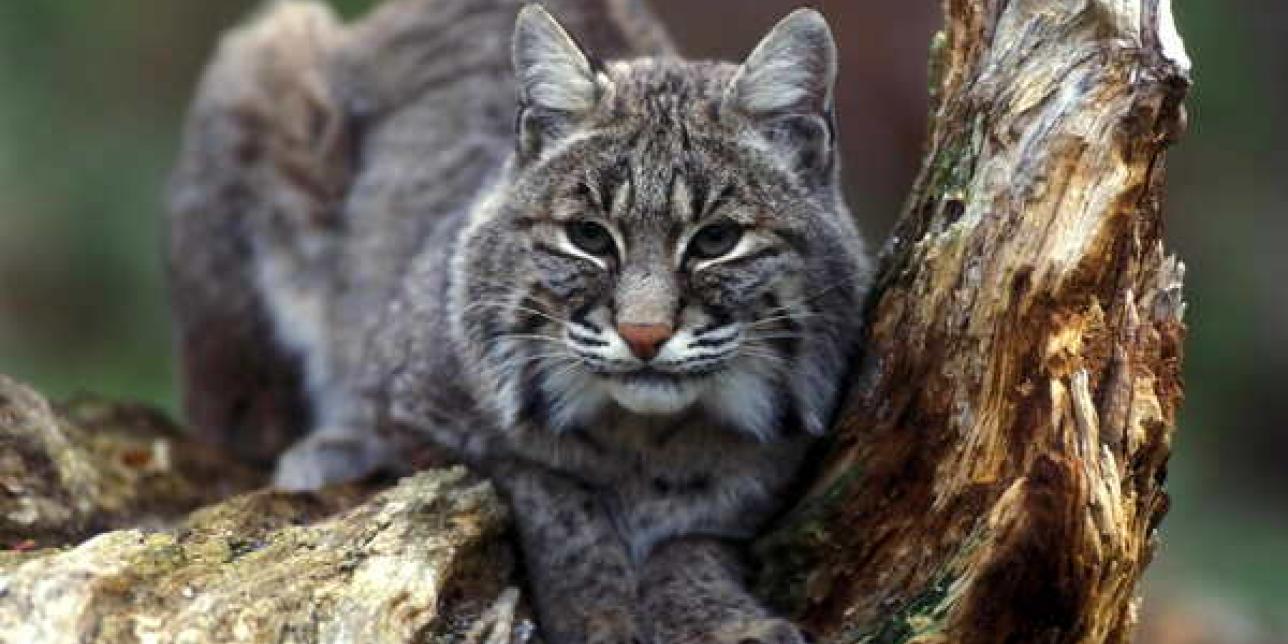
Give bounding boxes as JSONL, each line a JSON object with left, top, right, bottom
{"left": 567, "top": 220, "right": 616, "bottom": 257}
{"left": 688, "top": 220, "right": 743, "bottom": 260}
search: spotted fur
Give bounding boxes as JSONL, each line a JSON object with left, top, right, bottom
{"left": 170, "top": 2, "right": 869, "bottom": 642}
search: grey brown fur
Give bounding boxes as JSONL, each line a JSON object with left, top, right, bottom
{"left": 167, "top": 1, "right": 870, "bottom": 642}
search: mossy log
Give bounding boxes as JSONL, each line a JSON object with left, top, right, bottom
{"left": 0, "top": 468, "right": 516, "bottom": 643}
{"left": 0, "top": 376, "right": 519, "bottom": 643}
{"left": 0, "top": 376, "right": 263, "bottom": 547}
{"left": 756, "top": 0, "right": 1190, "bottom": 642}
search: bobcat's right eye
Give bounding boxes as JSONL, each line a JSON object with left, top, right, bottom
{"left": 567, "top": 221, "right": 616, "bottom": 257}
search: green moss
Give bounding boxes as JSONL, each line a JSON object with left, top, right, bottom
{"left": 927, "top": 30, "right": 948, "bottom": 102}
{"left": 928, "top": 133, "right": 975, "bottom": 200}
{"left": 920, "top": 112, "right": 988, "bottom": 239}
{"left": 842, "top": 520, "right": 990, "bottom": 642}
{"left": 754, "top": 465, "right": 865, "bottom": 614}
{"left": 844, "top": 574, "right": 956, "bottom": 644}
{"left": 126, "top": 533, "right": 187, "bottom": 576}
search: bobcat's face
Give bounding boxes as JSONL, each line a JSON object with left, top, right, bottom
{"left": 454, "top": 9, "right": 868, "bottom": 440}
{"left": 527, "top": 140, "right": 816, "bottom": 425}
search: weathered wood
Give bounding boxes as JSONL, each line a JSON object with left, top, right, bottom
{"left": 0, "top": 376, "right": 263, "bottom": 547}
{"left": 757, "top": 0, "right": 1190, "bottom": 642}
{"left": 0, "top": 468, "right": 515, "bottom": 643}
{"left": 0, "top": 375, "right": 519, "bottom": 643}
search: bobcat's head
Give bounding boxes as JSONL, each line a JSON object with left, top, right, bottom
{"left": 454, "top": 5, "right": 870, "bottom": 440}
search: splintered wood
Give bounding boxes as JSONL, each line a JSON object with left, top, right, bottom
{"left": 757, "top": 1, "right": 1190, "bottom": 642}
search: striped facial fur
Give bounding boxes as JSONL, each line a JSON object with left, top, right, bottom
{"left": 453, "top": 6, "right": 869, "bottom": 441}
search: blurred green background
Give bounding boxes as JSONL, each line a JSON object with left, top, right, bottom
{"left": 0, "top": 1, "right": 1282, "bottom": 640}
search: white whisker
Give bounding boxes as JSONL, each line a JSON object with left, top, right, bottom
{"left": 752, "top": 281, "right": 851, "bottom": 320}
{"left": 542, "top": 360, "right": 586, "bottom": 384}
{"left": 481, "top": 352, "right": 576, "bottom": 380}
{"left": 744, "top": 311, "right": 820, "bottom": 329}
{"left": 496, "top": 333, "right": 566, "bottom": 346}
{"left": 464, "top": 300, "right": 570, "bottom": 329}
{"left": 745, "top": 333, "right": 806, "bottom": 342}
{"left": 737, "top": 348, "right": 791, "bottom": 366}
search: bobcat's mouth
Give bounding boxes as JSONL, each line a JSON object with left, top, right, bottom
{"left": 613, "top": 367, "right": 713, "bottom": 383}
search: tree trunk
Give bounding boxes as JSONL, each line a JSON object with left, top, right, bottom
{"left": 757, "top": 0, "right": 1190, "bottom": 642}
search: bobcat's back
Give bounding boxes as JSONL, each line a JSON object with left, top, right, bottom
{"left": 166, "top": 0, "right": 672, "bottom": 461}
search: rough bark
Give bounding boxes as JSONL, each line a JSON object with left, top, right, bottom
{"left": 755, "top": 0, "right": 1190, "bottom": 642}
{"left": 0, "top": 376, "right": 263, "bottom": 547}
{"left": 0, "top": 376, "right": 519, "bottom": 643}
{"left": 0, "top": 468, "right": 516, "bottom": 643}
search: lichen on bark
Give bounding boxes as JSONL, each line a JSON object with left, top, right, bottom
{"left": 0, "top": 465, "right": 518, "bottom": 643}
{"left": 0, "top": 375, "right": 521, "bottom": 643}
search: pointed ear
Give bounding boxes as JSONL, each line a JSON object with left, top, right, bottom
{"left": 513, "top": 4, "right": 604, "bottom": 160}
{"left": 723, "top": 9, "right": 839, "bottom": 177}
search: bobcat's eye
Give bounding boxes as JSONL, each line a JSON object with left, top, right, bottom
{"left": 567, "top": 221, "right": 616, "bottom": 257}
{"left": 688, "top": 220, "right": 743, "bottom": 260}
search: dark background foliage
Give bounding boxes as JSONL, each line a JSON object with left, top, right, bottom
{"left": 0, "top": 1, "right": 1282, "bottom": 639}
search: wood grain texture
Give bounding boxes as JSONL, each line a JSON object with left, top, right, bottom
{"left": 756, "top": 0, "right": 1190, "bottom": 642}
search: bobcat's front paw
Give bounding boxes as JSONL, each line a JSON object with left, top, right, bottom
{"left": 577, "top": 608, "right": 646, "bottom": 644}
{"left": 587, "top": 618, "right": 644, "bottom": 644}
{"left": 272, "top": 430, "right": 392, "bottom": 491}
{"left": 542, "top": 607, "right": 643, "bottom": 644}
{"left": 710, "top": 618, "right": 808, "bottom": 644}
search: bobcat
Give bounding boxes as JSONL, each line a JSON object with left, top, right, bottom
{"left": 168, "top": 1, "right": 869, "bottom": 641}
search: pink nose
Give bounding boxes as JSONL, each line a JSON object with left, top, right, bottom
{"left": 617, "top": 323, "right": 674, "bottom": 361}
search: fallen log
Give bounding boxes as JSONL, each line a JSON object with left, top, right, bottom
{"left": 0, "top": 376, "right": 519, "bottom": 642}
